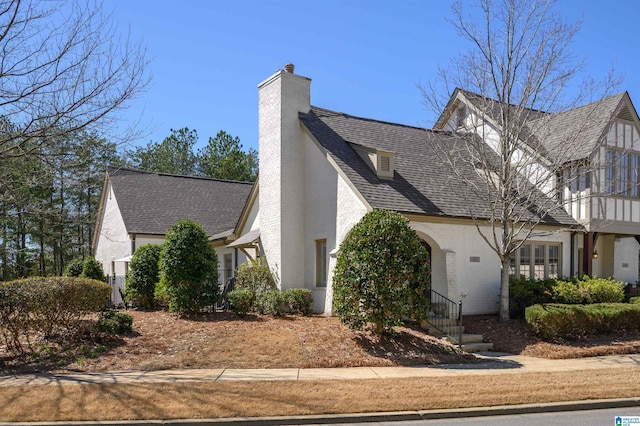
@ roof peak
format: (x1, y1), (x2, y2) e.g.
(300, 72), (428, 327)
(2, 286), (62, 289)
(106, 165), (254, 185)
(309, 105), (429, 132)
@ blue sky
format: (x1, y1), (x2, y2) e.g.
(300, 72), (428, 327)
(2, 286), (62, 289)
(107, 0), (640, 153)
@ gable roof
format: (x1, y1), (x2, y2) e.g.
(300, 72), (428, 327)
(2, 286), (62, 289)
(105, 167), (253, 236)
(441, 89), (632, 163)
(300, 106), (578, 227)
(527, 92), (628, 162)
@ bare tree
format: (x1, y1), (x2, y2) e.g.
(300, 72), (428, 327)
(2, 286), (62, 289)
(0, 0), (150, 161)
(421, 0), (620, 321)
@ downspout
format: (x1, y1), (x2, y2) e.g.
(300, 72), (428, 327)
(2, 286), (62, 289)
(234, 248), (238, 271)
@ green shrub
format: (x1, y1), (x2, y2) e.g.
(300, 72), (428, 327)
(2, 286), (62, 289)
(551, 280), (585, 304)
(235, 257), (276, 304)
(525, 303), (640, 340)
(125, 244), (162, 309)
(509, 277), (554, 318)
(283, 288), (313, 315)
(159, 219), (219, 315)
(580, 277), (624, 303)
(64, 259), (85, 277)
(255, 290), (285, 316)
(81, 257), (106, 281)
(630, 297), (640, 305)
(510, 276), (625, 318)
(0, 277), (111, 353)
(227, 289), (253, 316)
(333, 209), (431, 334)
(96, 311), (133, 334)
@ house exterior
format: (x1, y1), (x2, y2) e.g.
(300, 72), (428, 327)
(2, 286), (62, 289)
(92, 167), (252, 304)
(434, 89), (640, 285)
(95, 65), (640, 316)
(222, 64), (639, 316)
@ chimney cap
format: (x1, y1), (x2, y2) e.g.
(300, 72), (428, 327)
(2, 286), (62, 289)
(284, 63), (295, 73)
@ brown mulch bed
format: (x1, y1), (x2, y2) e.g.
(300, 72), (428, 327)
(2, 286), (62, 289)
(464, 314), (640, 358)
(0, 310), (478, 374)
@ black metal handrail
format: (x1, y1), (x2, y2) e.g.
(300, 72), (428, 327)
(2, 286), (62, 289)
(427, 289), (463, 348)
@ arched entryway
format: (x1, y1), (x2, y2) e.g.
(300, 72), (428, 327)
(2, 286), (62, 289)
(415, 231), (449, 298)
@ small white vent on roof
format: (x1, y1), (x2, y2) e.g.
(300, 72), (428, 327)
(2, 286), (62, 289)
(349, 143), (395, 179)
(380, 155), (390, 172)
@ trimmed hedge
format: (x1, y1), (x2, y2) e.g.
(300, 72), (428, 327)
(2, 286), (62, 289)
(0, 277), (111, 353)
(333, 209), (430, 334)
(510, 276), (626, 318)
(525, 303), (640, 340)
(125, 244), (162, 309)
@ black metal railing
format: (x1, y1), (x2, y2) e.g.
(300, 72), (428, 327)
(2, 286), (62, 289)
(427, 289), (463, 348)
(217, 269), (235, 311)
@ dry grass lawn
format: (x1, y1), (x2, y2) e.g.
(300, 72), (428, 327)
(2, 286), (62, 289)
(1, 368), (639, 422)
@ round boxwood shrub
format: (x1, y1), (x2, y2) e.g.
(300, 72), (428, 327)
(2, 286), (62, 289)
(283, 288), (313, 315)
(158, 219), (219, 315)
(255, 290), (285, 316)
(81, 257), (106, 281)
(64, 258), (85, 277)
(332, 209), (431, 334)
(96, 310), (133, 334)
(125, 244), (162, 309)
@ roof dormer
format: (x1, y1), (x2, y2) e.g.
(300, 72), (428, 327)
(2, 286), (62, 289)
(350, 143), (396, 179)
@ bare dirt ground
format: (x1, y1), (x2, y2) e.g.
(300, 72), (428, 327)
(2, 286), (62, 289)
(3, 310), (640, 374)
(0, 310), (477, 373)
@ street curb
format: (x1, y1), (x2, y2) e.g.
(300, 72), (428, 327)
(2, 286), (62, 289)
(2, 397), (640, 425)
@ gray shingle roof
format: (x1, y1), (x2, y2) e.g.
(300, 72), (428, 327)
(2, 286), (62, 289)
(455, 89), (628, 163)
(526, 93), (626, 162)
(107, 167), (253, 236)
(300, 107), (577, 226)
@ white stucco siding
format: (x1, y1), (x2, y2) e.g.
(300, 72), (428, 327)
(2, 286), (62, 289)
(411, 221), (572, 315)
(614, 237), (639, 283)
(94, 182), (131, 278)
(245, 199), (260, 232)
(322, 174), (369, 315)
(134, 235), (165, 247)
(303, 132), (340, 313)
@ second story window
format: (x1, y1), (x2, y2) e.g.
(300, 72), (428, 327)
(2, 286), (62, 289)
(605, 148), (640, 198)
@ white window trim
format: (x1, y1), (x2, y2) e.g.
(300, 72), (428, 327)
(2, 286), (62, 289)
(510, 241), (562, 280)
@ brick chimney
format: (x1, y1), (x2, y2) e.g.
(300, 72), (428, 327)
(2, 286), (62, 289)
(258, 65), (311, 291)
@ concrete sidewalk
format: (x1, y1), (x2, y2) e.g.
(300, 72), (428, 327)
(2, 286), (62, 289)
(1, 352), (639, 387)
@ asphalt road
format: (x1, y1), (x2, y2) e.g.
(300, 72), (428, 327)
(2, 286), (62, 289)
(308, 407), (640, 426)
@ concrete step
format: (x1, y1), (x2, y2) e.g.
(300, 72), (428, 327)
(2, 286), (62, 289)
(426, 325), (465, 335)
(460, 342), (494, 353)
(442, 334), (485, 345)
(426, 317), (459, 327)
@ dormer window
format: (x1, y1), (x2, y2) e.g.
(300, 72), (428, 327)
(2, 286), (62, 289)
(349, 143), (396, 179)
